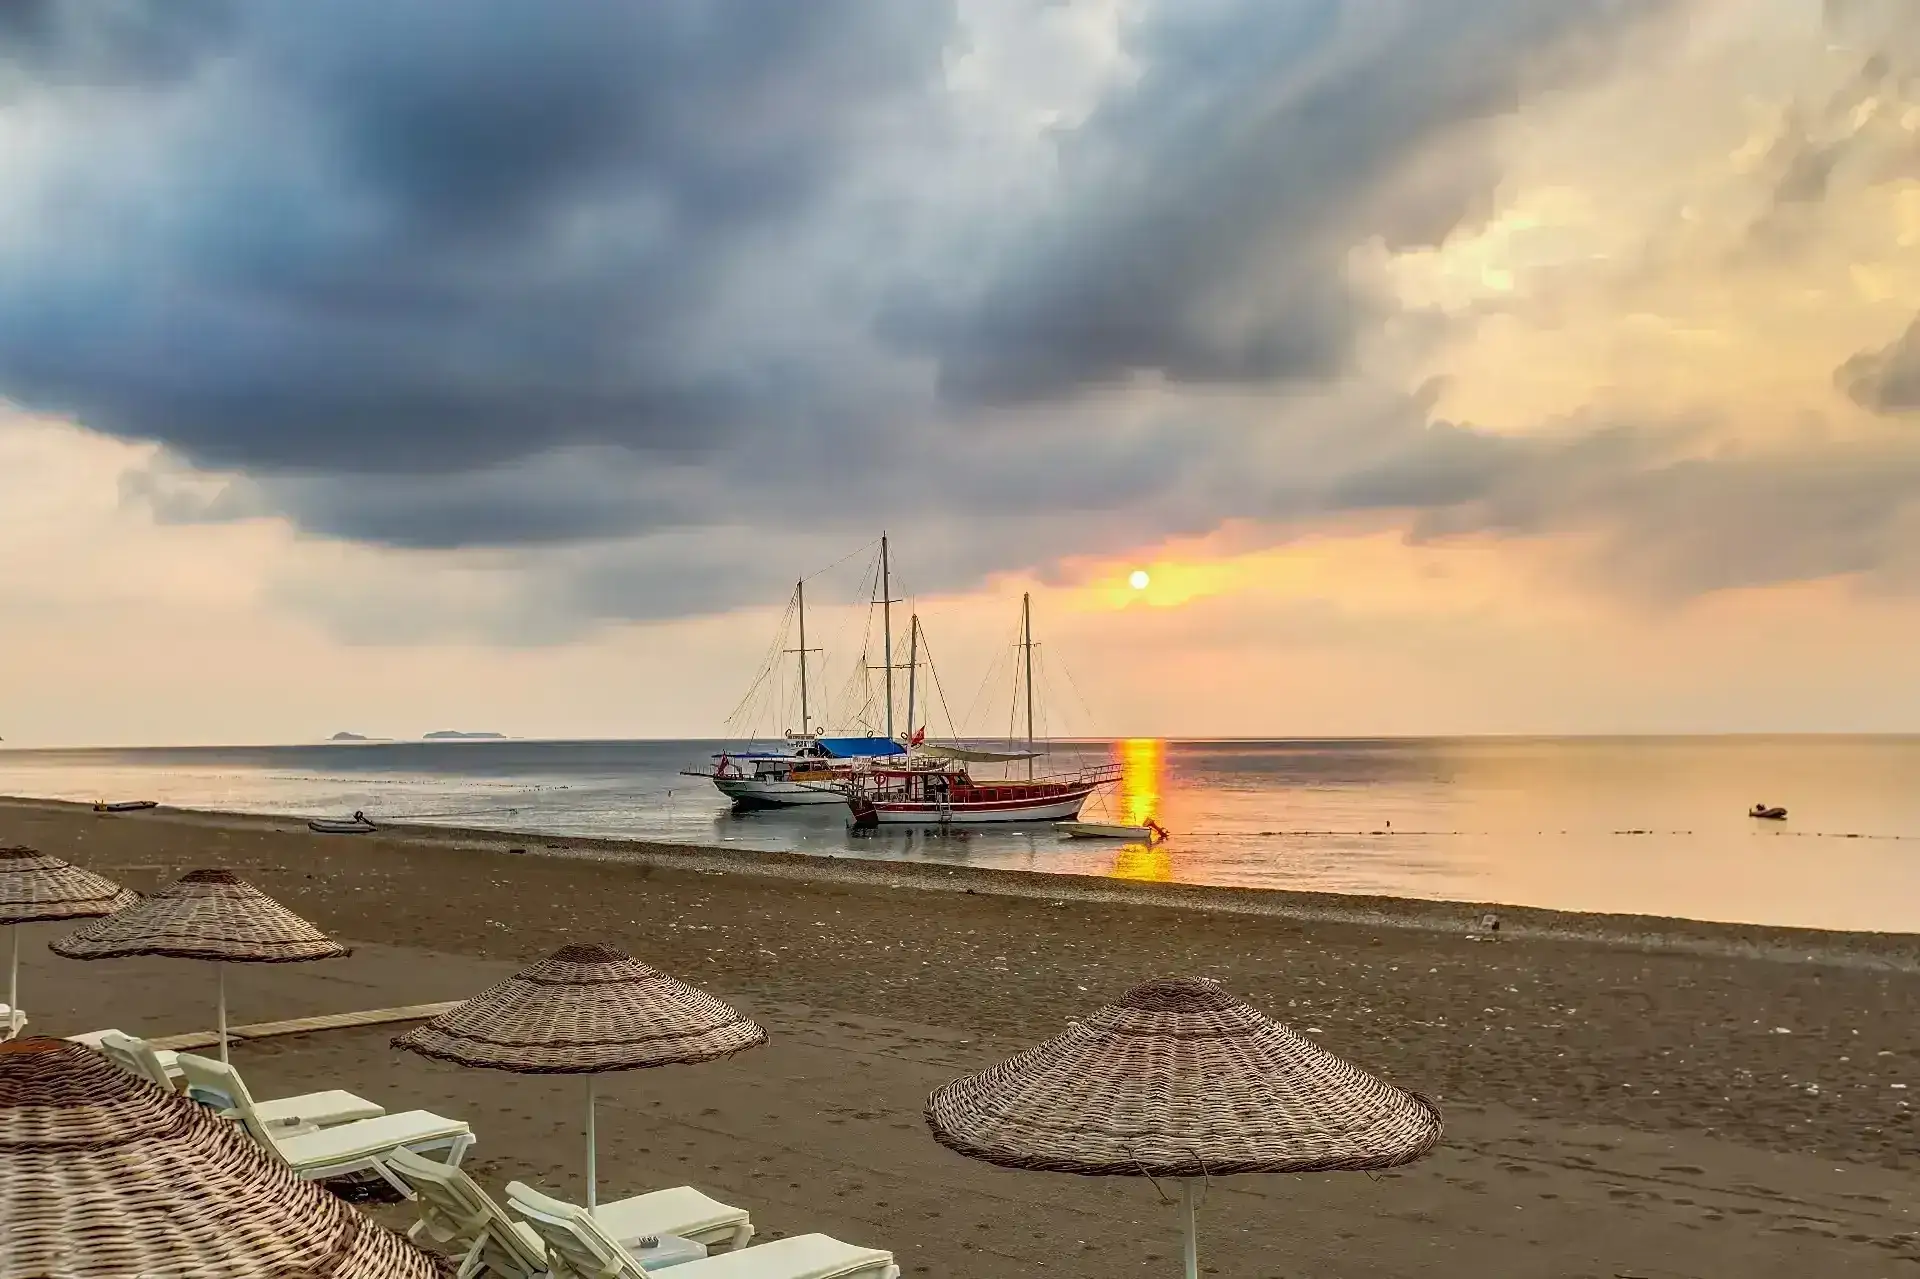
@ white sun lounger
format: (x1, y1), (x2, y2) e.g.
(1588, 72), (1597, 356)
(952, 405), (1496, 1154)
(386, 1148), (753, 1279)
(508, 1182), (897, 1279)
(96, 1033), (186, 1091)
(70, 1028), (178, 1079)
(177, 1053), (473, 1195)
(168, 1045), (384, 1129)
(388, 1147), (548, 1279)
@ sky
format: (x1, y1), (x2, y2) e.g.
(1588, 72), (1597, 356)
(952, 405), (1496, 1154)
(5, 0), (1920, 745)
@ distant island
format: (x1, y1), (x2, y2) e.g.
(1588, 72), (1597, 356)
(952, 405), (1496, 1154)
(423, 731), (507, 740)
(330, 731), (369, 741)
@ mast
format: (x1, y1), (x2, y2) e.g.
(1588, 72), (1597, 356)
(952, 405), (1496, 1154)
(881, 533), (895, 742)
(784, 579), (821, 738)
(905, 614), (919, 746)
(1022, 592), (1035, 779)
(795, 580), (809, 736)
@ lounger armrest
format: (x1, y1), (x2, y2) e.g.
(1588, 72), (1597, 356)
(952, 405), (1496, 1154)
(229, 1109), (320, 1136)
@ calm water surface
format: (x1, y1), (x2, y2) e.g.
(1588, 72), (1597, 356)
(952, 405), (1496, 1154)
(3, 737), (1918, 933)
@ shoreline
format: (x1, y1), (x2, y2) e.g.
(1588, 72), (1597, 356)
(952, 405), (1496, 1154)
(8, 794), (1919, 969)
(6, 791), (1918, 1204)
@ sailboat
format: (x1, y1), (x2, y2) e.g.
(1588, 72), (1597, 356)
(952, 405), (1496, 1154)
(846, 593), (1120, 827)
(683, 543), (905, 809)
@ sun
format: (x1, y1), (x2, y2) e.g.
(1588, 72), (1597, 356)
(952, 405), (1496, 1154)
(1128, 569), (1150, 590)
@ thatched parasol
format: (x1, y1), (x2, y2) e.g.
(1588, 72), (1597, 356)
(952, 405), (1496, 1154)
(51, 868), (348, 1062)
(925, 977), (1443, 1278)
(394, 942), (764, 1209)
(0, 846), (138, 1038)
(0, 1036), (445, 1277)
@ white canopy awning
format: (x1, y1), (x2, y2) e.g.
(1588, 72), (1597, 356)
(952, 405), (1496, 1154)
(919, 745), (1043, 763)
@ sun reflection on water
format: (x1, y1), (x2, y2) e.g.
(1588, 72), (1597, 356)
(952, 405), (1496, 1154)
(1118, 737), (1162, 826)
(1110, 841), (1171, 881)
(1108, 737), (1170, 881)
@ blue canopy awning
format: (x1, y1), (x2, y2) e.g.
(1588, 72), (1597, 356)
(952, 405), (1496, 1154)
(818, 736), (906, 758)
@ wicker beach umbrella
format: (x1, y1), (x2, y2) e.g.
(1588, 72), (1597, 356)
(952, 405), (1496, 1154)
(0, 845), (138, 1038)
(925, 977), (1444, 1279)
(394, 942), (764, 1210)
(51, 868), (347, 1063)
(0, 1036), (443, 1278)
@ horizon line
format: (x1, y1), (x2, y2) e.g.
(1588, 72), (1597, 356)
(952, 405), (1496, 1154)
(8, 730), (1920, 752)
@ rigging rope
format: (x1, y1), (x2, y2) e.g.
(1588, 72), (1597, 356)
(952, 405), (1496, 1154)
(720, 593), (795, 740)
(914, 624), (965, 743)
(717, 539), (887, 742)
(801, 537), (880, 586)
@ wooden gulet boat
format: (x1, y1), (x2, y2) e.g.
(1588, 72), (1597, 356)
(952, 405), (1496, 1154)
(681, 551), (906, 808)
(847, 592), (1120, 827)
(849, 762), (1118, 826)
(703, 737), (901, 809)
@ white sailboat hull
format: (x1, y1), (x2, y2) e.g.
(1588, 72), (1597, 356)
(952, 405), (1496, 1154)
(712, 775), (849, 808)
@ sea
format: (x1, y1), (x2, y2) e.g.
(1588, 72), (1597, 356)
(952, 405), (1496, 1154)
(3, 736), (1918, 935)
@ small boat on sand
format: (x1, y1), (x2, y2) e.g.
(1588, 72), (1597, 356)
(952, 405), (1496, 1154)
(1749, 804), (1787, 821)
(1057, 819), (1170, 842)
(92, 800), (157, 813)
(309, 810), (376, 834)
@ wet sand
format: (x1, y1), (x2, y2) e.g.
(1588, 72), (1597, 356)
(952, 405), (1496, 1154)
(4, 797), (1917, 1276)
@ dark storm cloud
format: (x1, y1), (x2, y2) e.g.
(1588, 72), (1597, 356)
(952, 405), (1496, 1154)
(1, 0), (1764, 638)
(882, 0), (1673, 404)
(0, 0), (232, 90)
(1838, 317), (1920, 415)
(0, 0), (1668, 478)
(0, 0), (953, 477)
(1325, 416), (1920, 600)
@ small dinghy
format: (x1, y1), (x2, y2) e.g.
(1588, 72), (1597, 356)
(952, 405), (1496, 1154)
(309, 810), (376, 834)
(92, 800), (157, 813)
(1056, 818), (1170, 842)
(1749, 803), (1787, 821)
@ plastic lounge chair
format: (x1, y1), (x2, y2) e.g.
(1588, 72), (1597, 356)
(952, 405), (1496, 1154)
(97, 1032), (186, 1091)
(71, 1028), (181, 1081)
(386, 1147), (546, 1279)
(508, 1181), (898, 1279)
(177, 1053), (473, 1196)
(169, 1045), (384, 1129)
(386, 1147), (754, 1279)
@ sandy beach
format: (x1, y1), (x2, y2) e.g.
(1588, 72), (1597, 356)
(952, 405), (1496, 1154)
(4, 795), (1917, 1276)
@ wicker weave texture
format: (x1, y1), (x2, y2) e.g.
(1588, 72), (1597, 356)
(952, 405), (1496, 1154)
(925, 977), (1443, 1178)
(394, 943), (764, 1074)
(0, 846), (138, 925)
(0, 1038), (444, 1278)
(49, 868), (348, 963)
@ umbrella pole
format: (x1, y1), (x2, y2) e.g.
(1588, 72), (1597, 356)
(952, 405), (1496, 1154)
(586, 1076), (598, 1212)
(217, 962), (229, 1065)
(6, 925), (17, 1030)
(1181, 1179), (1198, 1279)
